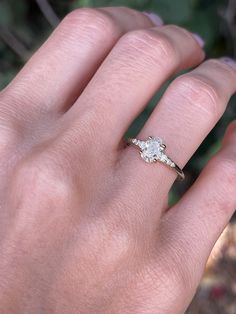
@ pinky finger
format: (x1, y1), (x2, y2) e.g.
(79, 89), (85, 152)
(159, 120), (236, 296)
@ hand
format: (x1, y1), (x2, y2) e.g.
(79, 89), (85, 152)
(0, 7), (236, 314)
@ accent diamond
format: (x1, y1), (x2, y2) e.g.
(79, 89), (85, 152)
(140, 137), (164, 163)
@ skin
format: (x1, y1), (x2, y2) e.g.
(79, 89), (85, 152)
(0, 6), (236, 314)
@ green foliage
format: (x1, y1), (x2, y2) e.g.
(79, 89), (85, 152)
(0, 0), (235, 201)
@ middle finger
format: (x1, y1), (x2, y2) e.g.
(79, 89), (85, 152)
(64, 25), (204, 151)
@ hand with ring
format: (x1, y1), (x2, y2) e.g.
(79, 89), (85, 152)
(0, 7), (236, 314)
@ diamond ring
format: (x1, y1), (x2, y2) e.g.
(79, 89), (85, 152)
(127, 136), (184, 180)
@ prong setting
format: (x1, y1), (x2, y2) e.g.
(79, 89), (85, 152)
(127, 136), (185, 180)
(139, 136), (163, 163)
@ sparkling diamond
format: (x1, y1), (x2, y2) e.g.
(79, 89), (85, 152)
(140, 137), (164, 163)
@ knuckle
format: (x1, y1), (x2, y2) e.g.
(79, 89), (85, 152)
(0, 99), (23, 153)
(207, 58), (236, 77)
(165, 24), (196, 43)
(0, 124), (20, 156)
(172, 74), (220, 117)
(14, 152), (72, 208)
(63, 8), (121, 38)
(120, 29), (177, 65)
(164, 24), (188, 36)
(81, 216), (135, 265)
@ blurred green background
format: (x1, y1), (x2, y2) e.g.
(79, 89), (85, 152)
(0, 0), (236, 204)
(0, 1), (236, 312)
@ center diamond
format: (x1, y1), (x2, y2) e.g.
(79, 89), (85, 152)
(140, 137), (163, 163)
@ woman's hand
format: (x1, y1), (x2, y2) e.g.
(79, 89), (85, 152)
(0, 7), (236, 314)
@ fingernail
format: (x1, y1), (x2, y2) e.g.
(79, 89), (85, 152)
(220, 57), (236, 70)
(192, 33), (205, 48)
(143, 12), (163, 26)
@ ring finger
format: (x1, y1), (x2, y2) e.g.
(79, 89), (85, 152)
(125, 59), (236, 209)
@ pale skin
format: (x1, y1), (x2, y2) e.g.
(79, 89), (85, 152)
(0, 6), (236, 314)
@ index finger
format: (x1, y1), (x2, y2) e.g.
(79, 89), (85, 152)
(2, 7), (155, 120)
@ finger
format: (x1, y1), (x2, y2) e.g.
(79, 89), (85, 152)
(1, 7), (155, 122)
(126, 59), (236, 200)
(158, 120), (236, 301)
(64, 25), (204, 149)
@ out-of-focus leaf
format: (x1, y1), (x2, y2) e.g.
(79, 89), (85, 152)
(0, 2), (13, 26)
(9, 0), (28, 25)
(185, 11), (219, 48)
(196, 138), (222, 170)
(71, 0), (95, 8)
(148, 0), (193, 24)
(0, 69), (16, 89)
(168, 189), (179, 206)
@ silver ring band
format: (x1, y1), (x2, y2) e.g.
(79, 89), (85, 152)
(127, 136), (185, 181)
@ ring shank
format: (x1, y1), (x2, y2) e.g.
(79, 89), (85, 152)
(172, 163), (185, 180)
(156, 155), (185, 181)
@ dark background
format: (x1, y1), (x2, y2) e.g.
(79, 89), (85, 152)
(0, 0), (236, 313)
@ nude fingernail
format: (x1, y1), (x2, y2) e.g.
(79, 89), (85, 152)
(192, 33), (205, 48)
(220, 57), (236, 70)
(143, 12), (163, 26)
